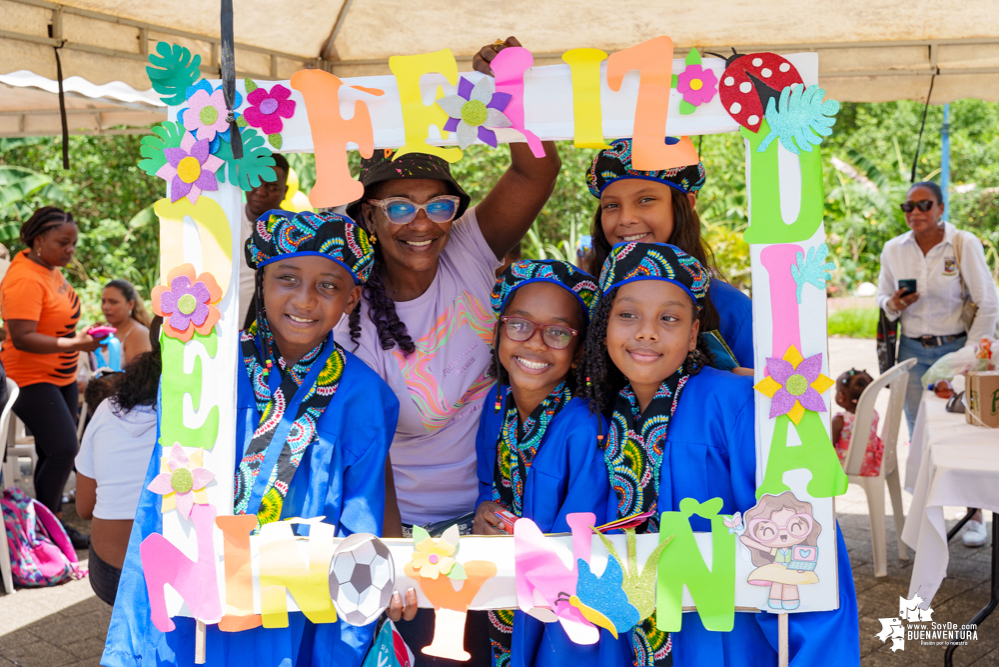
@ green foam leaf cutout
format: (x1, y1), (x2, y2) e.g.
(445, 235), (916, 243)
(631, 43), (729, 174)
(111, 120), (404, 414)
(215, 128), (277, 191)
(137, 121), (186, 176)
(147, 42), (203, 106)
(244, 77), (258, 94)
(268, 133), (283, 150)
(412, 525), (431, 548)
(594, 527), (674, 620)
(758, 83), (840, 155)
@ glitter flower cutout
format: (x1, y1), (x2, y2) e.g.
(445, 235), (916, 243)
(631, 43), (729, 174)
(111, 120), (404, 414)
(754, 345), (834, 424)
(178, 80), (242, 153)
(409, 525), (466, 580)
(151, 264), (223, 342)
(147, 443), (215, 519)
(677, 64), (718, 110)
(183, 87), (229, 142)
(155, 132), (222, 204)
(243, 82), (296, 136)
(437, 76), (512, 149)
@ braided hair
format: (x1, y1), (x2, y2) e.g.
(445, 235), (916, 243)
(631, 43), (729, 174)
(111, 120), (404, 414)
(21, 206), (75, 248)
(576, 286), (712, 418)
(347, 196), (416, 356)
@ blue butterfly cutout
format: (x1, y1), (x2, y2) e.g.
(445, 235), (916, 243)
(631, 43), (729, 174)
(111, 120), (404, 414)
(573, 557), (640, 634)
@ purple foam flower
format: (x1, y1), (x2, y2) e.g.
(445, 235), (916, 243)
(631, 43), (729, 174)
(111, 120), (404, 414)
(151, 264), (223, 343)
(437, 76), (512, 149)
(158, 273), (212, 332)
(677, 64), (718, 107)
(155, 132), (222, 204)
(243, 84), (296, 136)
(754, 346), (834, 425)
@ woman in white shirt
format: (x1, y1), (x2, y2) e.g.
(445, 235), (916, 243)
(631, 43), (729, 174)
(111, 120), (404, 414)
(75, 330), (161, 604)
(876, 181), (998, 547)
(877, 181), (998, 429)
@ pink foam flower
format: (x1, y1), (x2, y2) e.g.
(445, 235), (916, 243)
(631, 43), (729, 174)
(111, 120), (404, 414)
(677, 64), (718, 108)
(183, 88), (230, 142)
(243, 84), (296, 136)
(147, 443), (215, 519)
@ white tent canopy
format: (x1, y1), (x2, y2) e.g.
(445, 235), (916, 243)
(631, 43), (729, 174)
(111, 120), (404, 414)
(3, 0), (999, 136)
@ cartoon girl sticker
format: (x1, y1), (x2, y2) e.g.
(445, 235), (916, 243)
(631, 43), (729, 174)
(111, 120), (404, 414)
(739, 492), (820, 611)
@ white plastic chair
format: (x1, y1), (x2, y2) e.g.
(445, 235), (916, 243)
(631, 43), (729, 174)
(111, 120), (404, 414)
(76, 400), (88, 443)
(840, 357), (917, 577)
(5, 413), (36, 484)
(1, 377), (21, 593)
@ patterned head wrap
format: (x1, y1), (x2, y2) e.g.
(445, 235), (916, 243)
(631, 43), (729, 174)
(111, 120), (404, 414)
(245, 209), (375, 285)
(586, 138), (706, 198)
(346, 150), (472, 222)
(491, 259), (598, 323)
(593, 242), (710, 318)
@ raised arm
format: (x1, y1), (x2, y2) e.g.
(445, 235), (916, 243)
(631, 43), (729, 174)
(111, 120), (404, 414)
(471, 37), (562, 259)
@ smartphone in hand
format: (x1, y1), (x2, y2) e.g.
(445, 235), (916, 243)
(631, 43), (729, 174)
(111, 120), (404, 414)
(898, 279), (917, 297)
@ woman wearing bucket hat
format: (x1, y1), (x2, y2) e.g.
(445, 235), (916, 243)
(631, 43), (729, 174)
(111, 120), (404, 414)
(584, 139), (754, 371)
(334, 37), (560, 665)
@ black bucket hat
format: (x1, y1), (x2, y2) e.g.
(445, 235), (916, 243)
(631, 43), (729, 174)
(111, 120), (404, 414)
(347, 150), (471, 224)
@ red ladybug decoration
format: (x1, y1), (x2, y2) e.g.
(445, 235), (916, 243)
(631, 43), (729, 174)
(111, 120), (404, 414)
(716, 52), (803, 133)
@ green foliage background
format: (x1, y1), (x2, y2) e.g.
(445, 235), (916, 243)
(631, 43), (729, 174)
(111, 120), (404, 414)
(2, 99), (998, 325)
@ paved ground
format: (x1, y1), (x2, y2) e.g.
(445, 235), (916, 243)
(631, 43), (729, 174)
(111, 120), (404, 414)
(0, 338), (994, 666)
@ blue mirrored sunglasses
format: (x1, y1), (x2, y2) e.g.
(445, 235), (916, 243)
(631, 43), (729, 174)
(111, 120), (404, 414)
(366, 195), (460, 225)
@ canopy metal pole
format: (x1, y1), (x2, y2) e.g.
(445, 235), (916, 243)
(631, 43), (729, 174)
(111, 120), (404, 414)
(941, 103), (950, 214)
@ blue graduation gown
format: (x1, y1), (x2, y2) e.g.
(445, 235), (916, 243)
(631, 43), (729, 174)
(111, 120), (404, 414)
(709, 280), (754, 369)
(604, 367), (859, 667)
(475, 386), (612, 667)
(101, 348), (400, 667)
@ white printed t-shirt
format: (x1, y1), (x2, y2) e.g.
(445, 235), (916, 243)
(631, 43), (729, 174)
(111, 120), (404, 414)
(334, 207), (500, 525)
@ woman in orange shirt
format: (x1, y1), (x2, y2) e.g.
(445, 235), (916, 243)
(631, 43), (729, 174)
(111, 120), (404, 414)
(1, 207), (101, 537)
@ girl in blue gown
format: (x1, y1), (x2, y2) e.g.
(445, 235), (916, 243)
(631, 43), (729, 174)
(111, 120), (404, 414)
(473, 259), (611, 667)
(577, 242), (859, 667)
(583, 139), (753, 369)
(102, 211), (400, 667)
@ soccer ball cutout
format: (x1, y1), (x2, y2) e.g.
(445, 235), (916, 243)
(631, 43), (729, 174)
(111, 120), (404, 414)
(329, 533), (395, 626)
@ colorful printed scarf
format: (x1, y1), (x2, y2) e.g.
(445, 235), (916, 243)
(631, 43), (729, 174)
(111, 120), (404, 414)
(491, 380), (573, 517)
(489, 380), (573, 667)
(233, 320), (345, 527)
(605, 369), (691, 667)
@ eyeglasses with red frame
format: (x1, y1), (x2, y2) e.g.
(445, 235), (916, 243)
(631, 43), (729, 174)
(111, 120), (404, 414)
(499, 316), (579, 350)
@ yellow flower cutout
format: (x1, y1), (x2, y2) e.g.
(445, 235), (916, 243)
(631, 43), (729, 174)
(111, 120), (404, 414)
(410, 536), (456, 580)
(754, 345), (834, 425)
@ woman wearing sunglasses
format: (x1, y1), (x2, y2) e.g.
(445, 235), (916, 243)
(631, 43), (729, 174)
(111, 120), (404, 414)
(875, 181), (997, 546)
(337, 37), (560, 665)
